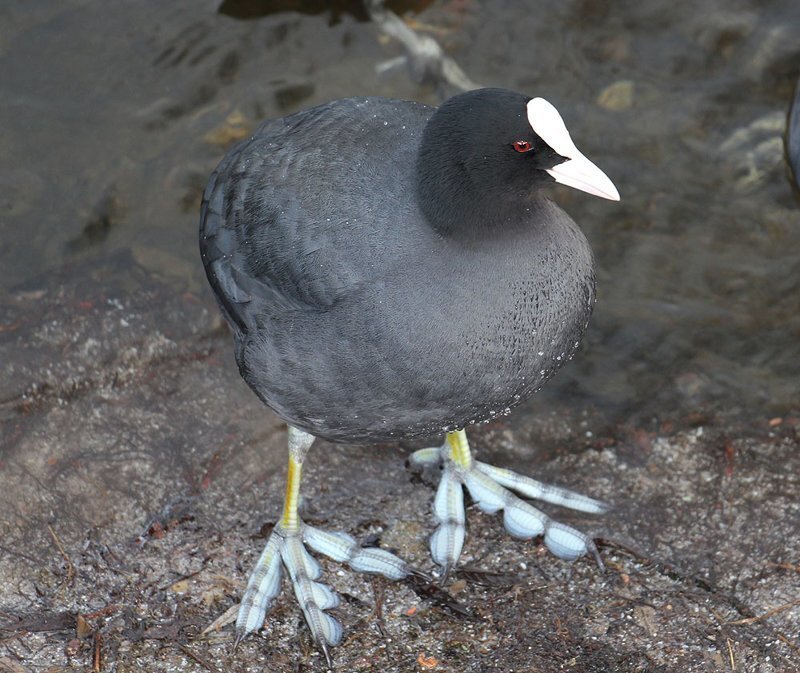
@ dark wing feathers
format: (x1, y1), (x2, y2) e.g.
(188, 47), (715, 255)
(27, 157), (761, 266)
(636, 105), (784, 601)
(199, 99), (430, 333)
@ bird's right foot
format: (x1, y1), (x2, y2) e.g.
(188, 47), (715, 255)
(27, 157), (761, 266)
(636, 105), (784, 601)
(409, 430), (608, 578)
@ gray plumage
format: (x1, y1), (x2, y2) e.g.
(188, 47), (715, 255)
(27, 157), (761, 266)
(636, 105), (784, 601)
(199, 89), (595, 443)
(788, 76), (800, 191)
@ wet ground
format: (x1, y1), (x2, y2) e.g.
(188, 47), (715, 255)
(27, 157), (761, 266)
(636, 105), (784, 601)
(1, 1), (799, 671)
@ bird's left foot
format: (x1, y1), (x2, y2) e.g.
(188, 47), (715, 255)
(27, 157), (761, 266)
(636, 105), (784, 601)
(409, 431), (609, 577)
(236, 521), (408, 665)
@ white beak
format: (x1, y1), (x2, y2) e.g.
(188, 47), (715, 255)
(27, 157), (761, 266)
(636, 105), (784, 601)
(527, 97), (620, 202)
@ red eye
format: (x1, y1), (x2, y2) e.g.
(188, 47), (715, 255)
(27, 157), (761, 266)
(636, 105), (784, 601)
(513, 140), (533, 153)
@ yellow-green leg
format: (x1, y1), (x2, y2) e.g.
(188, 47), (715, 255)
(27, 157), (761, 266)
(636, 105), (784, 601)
(446, 429), (473, 469)
(236, 426), (408, 667)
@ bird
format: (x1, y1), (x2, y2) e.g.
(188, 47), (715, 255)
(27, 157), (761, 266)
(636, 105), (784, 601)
(199, 87), (619, 662)
(787, 76), (800, 193)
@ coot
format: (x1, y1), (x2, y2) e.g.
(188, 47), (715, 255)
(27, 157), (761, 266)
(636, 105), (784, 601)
(199, 88), (619, 659)
(787, 76), (800, 192)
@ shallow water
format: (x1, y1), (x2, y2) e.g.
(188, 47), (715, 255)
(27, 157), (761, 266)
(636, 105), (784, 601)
(1, 0), (799, 425)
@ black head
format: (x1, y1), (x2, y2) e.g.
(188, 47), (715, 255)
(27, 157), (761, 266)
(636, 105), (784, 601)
(416, 88), (619, 237)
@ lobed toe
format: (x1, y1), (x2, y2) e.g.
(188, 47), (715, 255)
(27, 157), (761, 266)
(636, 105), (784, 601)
(543, 521), (591, 561)
(430, 468), (466, 568)
(408, 446), (443, 468)
(236, 534), (283, 636)
(502, 499), (546, 539)
(350, 546), (409, 579)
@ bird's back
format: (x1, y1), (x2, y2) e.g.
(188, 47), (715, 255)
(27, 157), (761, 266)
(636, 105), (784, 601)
(200, 97), (433, 332)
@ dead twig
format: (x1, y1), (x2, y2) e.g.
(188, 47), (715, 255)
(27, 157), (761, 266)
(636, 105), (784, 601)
(775, 632), (800, 653)
(725, 598), (800, 626)
(404, 571), (473, 618)
(365, 0), (479, 93)
(92, 631), (102, 673)
(83, 605), (120, 621)
(175, 642), (222, 673)
(372, 577), (386, 638)
(766, 561), (800, 574)
(201, 604), (238, 636)
(0, 544), (40, 565)
(47, 524), (75, 587)
(726, 637), (735, 671)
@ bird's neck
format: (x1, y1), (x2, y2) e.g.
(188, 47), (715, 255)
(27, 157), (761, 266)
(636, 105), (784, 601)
(415, 156), (538, 241)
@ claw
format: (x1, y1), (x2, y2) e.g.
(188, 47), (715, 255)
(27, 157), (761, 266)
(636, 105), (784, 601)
(319, 637), (334, 670)
(439, 563), (454, 586)
(588, 540), (605, 571)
